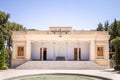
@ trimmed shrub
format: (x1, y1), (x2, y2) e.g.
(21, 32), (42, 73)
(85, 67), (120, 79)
(0, 65), (8, 70)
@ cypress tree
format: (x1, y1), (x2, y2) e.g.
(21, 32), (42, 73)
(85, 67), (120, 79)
(0, 32), (6, 68)
(96, 22), (104, 31)
(111, 19), (119, 40)
(104, 20), (109, 31)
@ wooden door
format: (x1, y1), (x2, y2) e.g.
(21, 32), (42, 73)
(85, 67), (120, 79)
(74, 48), (78, 60)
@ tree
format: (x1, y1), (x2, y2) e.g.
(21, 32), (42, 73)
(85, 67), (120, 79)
(0, 11), (10, 69)
(117, 21), (120, 36)
(96, 22), (104, 31)
(109, 19), (120, 52)
(109, 19), (119, 40)
(104, 20), (109, 31)
(0, 11), (10, 39)
(111, 37), (120, 70)
(0, 11), (10, 25)
(0, 32), (6, 68)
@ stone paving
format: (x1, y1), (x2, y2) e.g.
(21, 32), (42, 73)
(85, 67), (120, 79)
(16, 61), (108, 69)
(0, 68), (120, 80)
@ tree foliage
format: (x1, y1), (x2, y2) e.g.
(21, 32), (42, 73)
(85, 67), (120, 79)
(109, 19), (120, 40)
(0, 11), (10, 25)
(111, 37), (120, 70)
(104, 20), (109, 31)
(96, 22), (104, 31)
(0, 11), (9, 69)
(109, 19), (120, 70)
(0, 31), (6, 68)
(96, 21), (109, 31)
(0, 11), (10, 39)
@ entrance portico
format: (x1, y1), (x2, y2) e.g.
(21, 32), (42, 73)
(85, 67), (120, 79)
(31, 40), (90, 61)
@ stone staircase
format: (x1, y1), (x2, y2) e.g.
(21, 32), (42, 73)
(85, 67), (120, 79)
(16, 61), (108, 69)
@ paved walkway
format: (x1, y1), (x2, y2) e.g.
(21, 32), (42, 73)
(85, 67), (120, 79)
(0, 69), (120, 80)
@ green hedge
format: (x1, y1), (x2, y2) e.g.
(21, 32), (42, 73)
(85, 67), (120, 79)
(0, 65), (8, 70)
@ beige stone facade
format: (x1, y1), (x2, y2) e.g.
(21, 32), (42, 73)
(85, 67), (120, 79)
(11, 27), (110, 67)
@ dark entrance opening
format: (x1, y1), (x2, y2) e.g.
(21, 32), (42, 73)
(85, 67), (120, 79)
(43, 48), (47, 60)
(79, 48), (81, 60)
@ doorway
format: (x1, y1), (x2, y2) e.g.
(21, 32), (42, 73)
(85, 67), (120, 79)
(79, 48), (81, 60)
(74, 48), (78, 60)
(43, 48), (47, 60)
(40, 48), (47, 60)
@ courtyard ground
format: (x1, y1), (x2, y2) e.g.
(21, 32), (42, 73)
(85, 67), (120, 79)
(0, 68), (120, 80)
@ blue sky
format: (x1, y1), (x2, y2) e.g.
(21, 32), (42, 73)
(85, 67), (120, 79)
(0, 0), (120, 30)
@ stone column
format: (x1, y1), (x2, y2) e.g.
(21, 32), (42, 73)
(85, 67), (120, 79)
(53, 41), (56, 60)
(41, 42), (44, 61)
(25, 40), (31, 60)
(77, 42), (79, 61)
(12, 41), (16, 59)
(105, 41), (109, 59)
(90, 40), (95, 61)
(66, 41), (68, 61)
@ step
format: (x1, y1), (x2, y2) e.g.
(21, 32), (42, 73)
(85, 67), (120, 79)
(56, 56), (65, 61)
(16, 61), (108, 69)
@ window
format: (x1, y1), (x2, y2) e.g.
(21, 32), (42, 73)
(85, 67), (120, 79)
(97, 46), (104, 56)
(17, 46), (24, 56)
